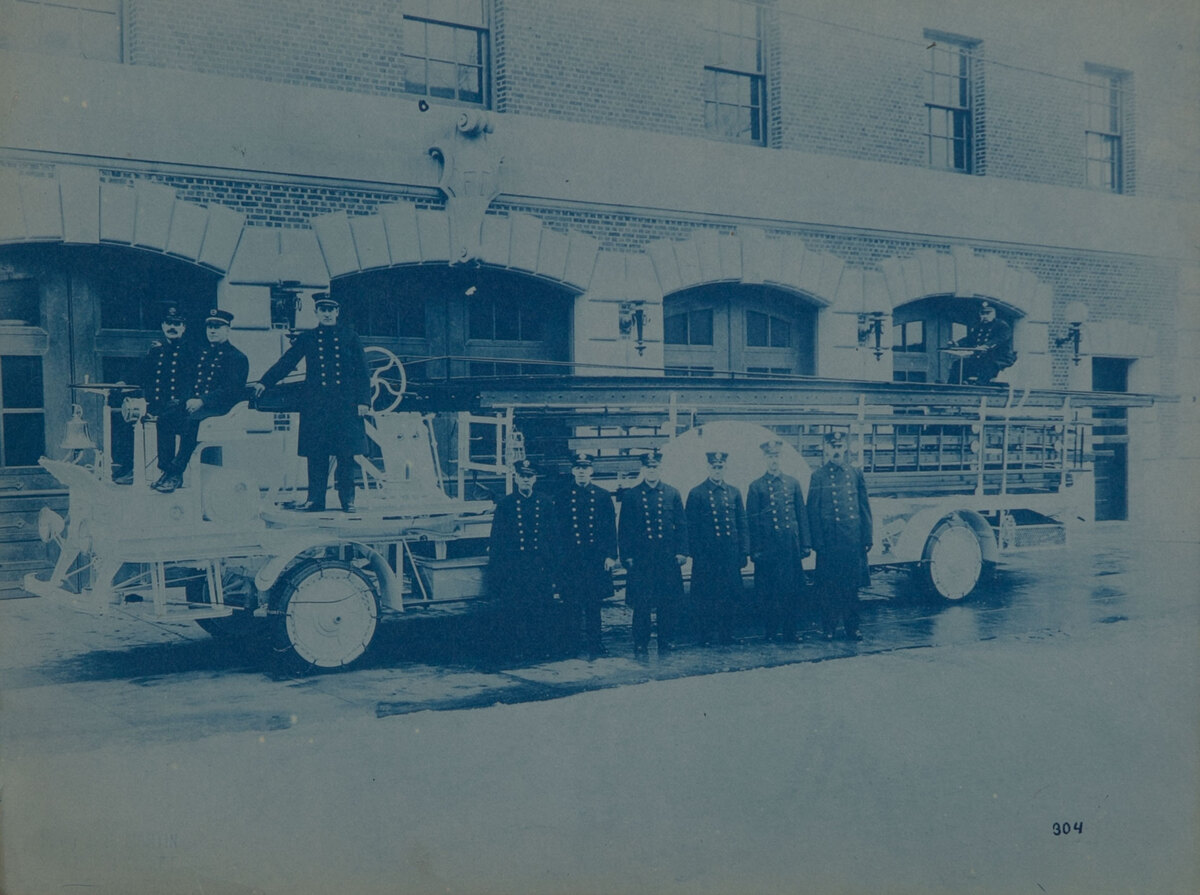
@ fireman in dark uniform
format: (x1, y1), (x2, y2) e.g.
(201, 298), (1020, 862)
(806, 430), (873, 641)
(946, 301), (1016, 385)
(153, 309), (250, 493)
(139, 305), (198, 489)
(685, 450), (750, 645)
(556, 453), (618, 659)
(252, 293), (371, 512)
(487, 459), (556, 659)
(746, 439), (811, 642)
(618, 450), (688, 658)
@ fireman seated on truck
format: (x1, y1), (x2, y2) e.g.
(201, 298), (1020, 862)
(944, 301), (1017, 385)
(152, 309), (250, 493)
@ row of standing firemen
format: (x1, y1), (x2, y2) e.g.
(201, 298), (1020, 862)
(486, 431), (873, 661)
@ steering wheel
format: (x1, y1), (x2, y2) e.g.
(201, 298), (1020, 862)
(365, 346), (407, 413)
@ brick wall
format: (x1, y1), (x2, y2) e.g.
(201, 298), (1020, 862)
(125, 0), (410, 97)
(774, 7), (926, 166)
(117, 0), (1195, 201)
(495, 0), (705, 135)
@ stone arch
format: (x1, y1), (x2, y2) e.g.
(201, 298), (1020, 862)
(0, 165), (245, 273)
(645, 227), (845, 307)
(262, 205), (602, 295)
(881, 248), (1056, 386)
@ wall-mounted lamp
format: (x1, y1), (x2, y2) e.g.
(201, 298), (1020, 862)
(619, 301), (648, 356)
(1054, 301), (1089, 366)
(857, 311), (888, 361)
(270, 280), (304, 330)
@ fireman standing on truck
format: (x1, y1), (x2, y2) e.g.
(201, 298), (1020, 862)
(686, 450), (750, 645)
(252, 293), (371, 513)
(806, 430), (873, 641)
(152, 309), (250, 493)
(618, 449), (688, 659)
(746, 439), (811, 642)
(487, 459), (557, 660)
(556, 453), (618, 660)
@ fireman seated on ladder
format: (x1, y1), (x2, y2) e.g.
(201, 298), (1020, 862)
(944, 302), (1017, 385)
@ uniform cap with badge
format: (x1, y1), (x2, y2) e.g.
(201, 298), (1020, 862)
(205, 308), (235, 326)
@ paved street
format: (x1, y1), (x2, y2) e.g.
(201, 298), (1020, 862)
(1, 521), (1197, 894)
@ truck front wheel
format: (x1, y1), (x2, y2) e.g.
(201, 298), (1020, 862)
(272, 560), (379, 671)
(922, 518), (984, 601)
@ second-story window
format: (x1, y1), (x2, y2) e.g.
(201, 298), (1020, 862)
(402, 0), (489, 106)
(924, 32), (979, 173)
(1085, 66), (1128, 193)
(0, 0), (122, 61)
(703, 0), (766, 146)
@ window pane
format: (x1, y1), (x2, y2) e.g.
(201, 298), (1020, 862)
(427, 23), (455, 61)
(690, 309), (714, 345)
(455, 28), (480, 65)
(370, 296), (398, 338)
(403, 21), (426, 57)
(458, 64), (483, 103)
(1, 356), (44, 408)
(428, 60), (457, 98)
(905, 320), (925, 351)
(519, 304), (543, 342)
(468, 294), (492, 340)
(770, 316), (790, 348)
(2, 412), (45, 466)
(493, 302), (519, 340)
(397, 296), (426, 338)
(746, 310), (768, 346)
(664, 313), (688, 345)
(404, 59), (428, 94)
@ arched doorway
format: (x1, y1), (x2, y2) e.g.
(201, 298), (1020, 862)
(662, 284), (818, 377)
(0, 243), (219, 587)
(892, 295), (1021, 383)
(333, 264), (575, 380)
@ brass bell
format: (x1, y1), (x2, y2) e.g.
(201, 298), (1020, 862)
(60, 404), (97, 452)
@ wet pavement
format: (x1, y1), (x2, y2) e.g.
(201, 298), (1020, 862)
(1, 520), (1194, 751)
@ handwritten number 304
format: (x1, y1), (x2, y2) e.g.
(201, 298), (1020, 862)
(1052, 821), (1083, 836)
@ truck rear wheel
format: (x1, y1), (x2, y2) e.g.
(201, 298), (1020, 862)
(273, 560), (379, 671)
(922, 518), (983, 601)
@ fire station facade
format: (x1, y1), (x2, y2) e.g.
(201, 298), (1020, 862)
(1, 0), (1197, 583)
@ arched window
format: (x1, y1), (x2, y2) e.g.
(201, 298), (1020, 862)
(663, 283), (817, 377)
(335, 265), (574, 380)
(892, 295), (1020, 383)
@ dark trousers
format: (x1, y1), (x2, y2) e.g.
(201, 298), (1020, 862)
(154, 415), (182, 475)
(631, 599), (679, 650)
(692, 560), (743, 645)
(756, 555), (802, 638)
(562, 595), (603, 654)
(307, 454), (358, 508)
(156, 405), (201, 477)
(815, 584), (861, 636)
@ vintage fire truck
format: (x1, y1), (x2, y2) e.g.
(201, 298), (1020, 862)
(22, 348), (1152, 671)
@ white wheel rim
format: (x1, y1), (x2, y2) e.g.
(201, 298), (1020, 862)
(365, 346), (407, 413)
(285, 567), (378, 667)
(929, 523), (982, 600)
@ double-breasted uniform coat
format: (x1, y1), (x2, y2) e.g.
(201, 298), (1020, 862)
(556, 481), (618, 654)
(487, 488), (556, 655)
(140, 336), (198, 475)
(746, 471), (811, 638)
(806, 461), (873, 636)
(159, 339), (250, 478)
(951, 316), (1016, 384)
(618, 479), (688, 650)
(258, 323), (371, 507)
(685, 478), (750, 644)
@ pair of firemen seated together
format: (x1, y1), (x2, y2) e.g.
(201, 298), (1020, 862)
(132, 295), (370, 512)
(485, 431), (873, 662)
(943, 301), (1017, 385)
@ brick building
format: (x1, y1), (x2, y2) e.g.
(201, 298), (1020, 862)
(1, 0), (1197, 583)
